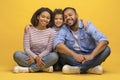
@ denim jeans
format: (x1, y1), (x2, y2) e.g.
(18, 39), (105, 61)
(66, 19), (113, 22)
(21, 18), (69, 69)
(59, 46), (111, 72)
(13, 51), (58, 72)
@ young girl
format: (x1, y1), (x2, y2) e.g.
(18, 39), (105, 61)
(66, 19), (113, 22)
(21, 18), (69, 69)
(52, 9), (64, 71)
(52, 9), (64, 32)
(13, 7), (58, 73)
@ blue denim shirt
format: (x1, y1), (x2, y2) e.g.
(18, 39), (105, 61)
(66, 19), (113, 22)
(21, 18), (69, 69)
(54, 20), (108, 53)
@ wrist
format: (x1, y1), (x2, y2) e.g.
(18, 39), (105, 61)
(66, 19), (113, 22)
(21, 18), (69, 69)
(35, 56), (39, 60)
(90, 54), (95, 59)
(72, 52), (77, 58)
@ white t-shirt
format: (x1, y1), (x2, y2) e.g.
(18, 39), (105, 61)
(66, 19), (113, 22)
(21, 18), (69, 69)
(71, 30), (80, 51)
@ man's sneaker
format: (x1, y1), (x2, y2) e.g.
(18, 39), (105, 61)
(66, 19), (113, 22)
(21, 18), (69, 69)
(87, 65), (103, 75)
(62, 65), (80, 74)
(13, 66), (29, 73)
(42, 66), (53, 73)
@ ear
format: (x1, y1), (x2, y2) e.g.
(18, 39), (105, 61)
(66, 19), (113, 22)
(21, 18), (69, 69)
(76, 13), (78, 17)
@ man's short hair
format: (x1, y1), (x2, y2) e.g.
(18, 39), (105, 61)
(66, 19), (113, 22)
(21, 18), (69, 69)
(63, 7), (77, 14)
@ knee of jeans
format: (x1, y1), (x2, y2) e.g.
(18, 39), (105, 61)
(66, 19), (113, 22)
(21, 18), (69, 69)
(13, 51), (22, 60)
(104, 46), (111, 57)
(60, 54), (69, 59)
(50, 52), (59, 63)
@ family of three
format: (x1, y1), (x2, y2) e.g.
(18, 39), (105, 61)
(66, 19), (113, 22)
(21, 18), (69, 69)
(13, 7), (111, 74)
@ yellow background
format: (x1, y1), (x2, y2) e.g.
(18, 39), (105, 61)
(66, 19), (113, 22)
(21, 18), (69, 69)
(0, 0), (120, 80)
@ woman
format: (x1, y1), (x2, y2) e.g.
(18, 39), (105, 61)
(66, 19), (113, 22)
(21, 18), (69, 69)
(13, 7), (58, 73)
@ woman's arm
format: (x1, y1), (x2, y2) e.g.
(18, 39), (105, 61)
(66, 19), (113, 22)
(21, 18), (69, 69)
(24, 25), (37, 59)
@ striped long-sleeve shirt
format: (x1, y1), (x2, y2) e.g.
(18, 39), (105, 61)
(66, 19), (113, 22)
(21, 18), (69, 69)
(24, 26), (56, 58)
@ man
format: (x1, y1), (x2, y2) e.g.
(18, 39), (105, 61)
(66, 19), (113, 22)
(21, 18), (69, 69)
(54, 7), (111, 74)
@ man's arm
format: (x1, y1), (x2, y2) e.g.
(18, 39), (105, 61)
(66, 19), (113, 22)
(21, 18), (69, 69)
(56, 43), (85, 62)
(83, 40), (108, 61)
(83, 21), (109, 61)
(91, 40), (108, 58)
(56, 43), (76, 56)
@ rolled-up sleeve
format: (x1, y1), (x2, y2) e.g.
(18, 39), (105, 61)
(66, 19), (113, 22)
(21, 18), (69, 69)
(87, 21), (109, 43)
(53, 27), (66, 49)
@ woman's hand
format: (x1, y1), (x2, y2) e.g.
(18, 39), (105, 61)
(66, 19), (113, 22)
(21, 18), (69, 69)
(26, 56), (35, 65)
(35, 56), (45, 67)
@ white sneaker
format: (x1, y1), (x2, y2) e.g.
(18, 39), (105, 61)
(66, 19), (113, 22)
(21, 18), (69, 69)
(87, 65), (103, 75)
(13, 66), (29, 73)
(62, 65), (80, 74)
(42, 66), (53, 73)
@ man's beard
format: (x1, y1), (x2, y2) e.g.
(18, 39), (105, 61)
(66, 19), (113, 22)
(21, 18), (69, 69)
(66, 19), (78, 28)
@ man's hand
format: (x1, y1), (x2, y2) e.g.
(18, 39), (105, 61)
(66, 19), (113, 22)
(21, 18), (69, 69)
(82, 54), (94, 63)
(73, 54), (85, 62)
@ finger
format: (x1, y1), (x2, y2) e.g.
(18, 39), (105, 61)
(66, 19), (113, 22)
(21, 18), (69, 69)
(82, 60), (86, 64)
(41, 58), (45, 61)
(40, 60), (45, 66)
(79, 56), (85, 62)
(80, 56), (85, 62)
(27, 60), (32, 64)
(38, 62), (44, 67)
(37, 62), (43, 67)
(37, 60), (45, 67)
(40, 58), (45, 66)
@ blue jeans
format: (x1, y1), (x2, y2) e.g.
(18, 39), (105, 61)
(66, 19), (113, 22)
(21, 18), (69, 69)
(13, 51), (58, 72)
(59, 46), (111, 73)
